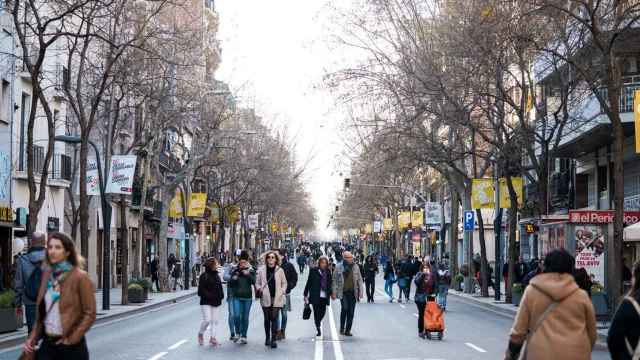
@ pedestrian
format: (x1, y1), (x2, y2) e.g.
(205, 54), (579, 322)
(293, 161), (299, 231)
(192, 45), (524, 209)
(331, 251), (364, 337)
(14, 231), (46, 334)
(522, 258), (543, 287)
(383, 260), (396, 302)
(167, 253), (177, 271)
(297, 253), (306, 273)
(197, 257), (224, 347)
(504, 248), (596, 360)
(256, 250), (287, 349)
(222, 255), (238, 341)
(304, 256), (332, 337)
(22, 232), (96, 360)
(363, 255), (378, 303)
(574, 267), (593, 297)
(228, 250), (255, 344)
(171, 260), (183, 291)
(150, 255), (160, 292)
(398, 256), (413, 303)
(276, 248), (298, 340)
(414, 263), (438, 338)
(436, 262), (451, 311)
(608, 260), (640, 360)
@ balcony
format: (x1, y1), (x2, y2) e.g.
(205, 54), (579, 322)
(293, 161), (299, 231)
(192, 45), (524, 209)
(51, 154), (72, 181)
(596, 78), (640, 113)
(15, 149), (72, 186)
(159, 151), (181, 172)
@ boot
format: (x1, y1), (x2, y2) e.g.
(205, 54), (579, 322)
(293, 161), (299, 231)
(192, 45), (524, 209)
(270, 334), (278, 348)
(316, 327), (321, 337)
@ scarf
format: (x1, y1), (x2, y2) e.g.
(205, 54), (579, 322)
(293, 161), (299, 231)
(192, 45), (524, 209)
(319, 268), (329, 291)
(343, 261), (352, 274)
(47, 261), (73, 302)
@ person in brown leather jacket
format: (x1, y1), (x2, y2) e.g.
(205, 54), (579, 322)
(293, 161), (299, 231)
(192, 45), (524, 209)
(23, 232), (96, 360)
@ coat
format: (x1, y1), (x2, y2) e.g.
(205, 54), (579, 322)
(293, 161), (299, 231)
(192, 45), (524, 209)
(29, 267), (96, 345)
(198, 268), (224, 307)
(507, 273), (596, 360)
(255, 265), (287, 308)
(332, 262), (364, 300)
(304, 267), (333, 306)
(608, 294), (640, 360)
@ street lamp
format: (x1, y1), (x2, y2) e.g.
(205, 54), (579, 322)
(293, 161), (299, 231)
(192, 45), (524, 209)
(55, 135), (112, 311)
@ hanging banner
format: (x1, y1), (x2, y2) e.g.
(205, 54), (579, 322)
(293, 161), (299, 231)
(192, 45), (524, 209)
(85, 158), (101, 196)
(471, 178), (494, 209)
(105, 155), (137, 194)
(187, 193), (207, 217)
(248, 214), (259, 229)
(210, 203), (220, 224)
(271, 223), (279, 232)
(225, 205), (241, 224)
(398, 211), (411, 229)
(574, 225), (606, 287)
(169, 190), (183, 218)
(499, 177), (524, 208)
(383, 218), (393, 231)
(373, 221), (382, 233)
(411, 210), (424, 227)
(364, 223), (373, 234)
(425, 202), (442, 225)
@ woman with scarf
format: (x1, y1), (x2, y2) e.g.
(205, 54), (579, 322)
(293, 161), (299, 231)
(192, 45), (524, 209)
(304, 256), (333, 336)
(22, 232), (96, 359)
(255, 250), (288, 349)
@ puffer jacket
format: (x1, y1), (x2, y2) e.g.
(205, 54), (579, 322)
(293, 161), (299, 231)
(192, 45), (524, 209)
(506, 273), (596, 360)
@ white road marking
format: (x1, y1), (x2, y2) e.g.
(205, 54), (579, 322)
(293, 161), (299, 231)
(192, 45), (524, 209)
(400, 304), (406, 309)
(465, 342), (487, 353)
(314, 324), (323, 360)
(168, 339), (187, 350)
(148, 352), (168, 360)
(328, 303), (344, 360)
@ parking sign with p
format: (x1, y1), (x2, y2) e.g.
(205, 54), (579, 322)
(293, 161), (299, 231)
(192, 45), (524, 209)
(464, 210), (475, 231)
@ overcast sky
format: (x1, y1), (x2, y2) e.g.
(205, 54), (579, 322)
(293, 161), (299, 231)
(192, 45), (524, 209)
(216, 0), (355, 239)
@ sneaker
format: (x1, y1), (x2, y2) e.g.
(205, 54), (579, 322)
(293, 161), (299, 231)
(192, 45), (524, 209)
(239, 337), (247, 345)
(231, 335), (239, 343)
(198, 334), (204, 346)
(339, 329), (345, 335)
(344, 331), (353, 337)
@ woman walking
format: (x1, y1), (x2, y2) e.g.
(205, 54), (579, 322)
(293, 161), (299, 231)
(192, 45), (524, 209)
(608, 261), (640, 360)
(22, 232), (96, 360)
(304, 256), (332, 336)
(197, 258), (224, 347)
(229, 250), (255, 344)
(383, 260), (396, 302)
(414, 263), (437, 338)
(504, 248), (596, 360)
(256, 250), (288, 349)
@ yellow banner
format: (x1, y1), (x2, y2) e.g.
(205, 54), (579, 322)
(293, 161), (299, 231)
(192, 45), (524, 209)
(383, 218), (393, 231)
(411, 210), (424, 227)
(187, 193), (207, 217)
(225, 205), (241, 224)
(169, 190), (183, 218)
(364, 223), (372, 234)
(472, 178), (494, 209)
(499, 177), (524, 209)
(271, 223), (279, 233)
(635, 90), (640, 153)
(398, 211), (411, 229)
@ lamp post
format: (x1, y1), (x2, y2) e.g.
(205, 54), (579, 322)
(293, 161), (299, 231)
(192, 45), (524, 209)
(55, 135), (111, 311)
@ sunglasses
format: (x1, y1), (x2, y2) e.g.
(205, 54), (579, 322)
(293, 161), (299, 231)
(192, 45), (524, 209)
(267, 256), (276, 259)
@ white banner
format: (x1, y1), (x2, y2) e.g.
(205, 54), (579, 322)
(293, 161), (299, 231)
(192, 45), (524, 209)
(248, 214), (259, 229)
(425, 202), (442, 225)
(106, 155), (137, 194)
(86, 158), (100, 196)
(373, 221), (382, 233)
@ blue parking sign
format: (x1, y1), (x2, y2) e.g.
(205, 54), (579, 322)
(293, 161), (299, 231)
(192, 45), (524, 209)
(464, 210), (475, 231)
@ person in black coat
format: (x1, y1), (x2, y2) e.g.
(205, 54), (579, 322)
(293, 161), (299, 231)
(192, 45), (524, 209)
(276, 248), (299, 340)
(608, 261), (640, 360)
(198, 258), (224, 347)
(363, 255), (378, 303)
(304, 256), (333, 336)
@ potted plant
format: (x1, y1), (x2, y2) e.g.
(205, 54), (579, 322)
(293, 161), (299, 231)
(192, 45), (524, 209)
(590, 283), (608, 316)
(128, 283), (145, 304)
(512, 283), (524, 306)
(131, 278), (152, 300)
(0, 290), (22, 333)
(453, 274), (464, 291)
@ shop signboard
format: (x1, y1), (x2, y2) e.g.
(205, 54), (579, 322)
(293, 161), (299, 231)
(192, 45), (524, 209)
(574, 225), (606, 287)
(248, 214), (259, 229)
(425, 202), (442, 225)
(569, 210), (640, 225)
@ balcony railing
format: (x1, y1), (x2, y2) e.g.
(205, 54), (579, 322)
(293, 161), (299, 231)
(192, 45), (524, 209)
(596, 78), (640, 113)
(51, 154), (72, 180)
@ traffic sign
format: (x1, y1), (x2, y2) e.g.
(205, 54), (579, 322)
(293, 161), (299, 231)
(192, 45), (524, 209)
(464, 210), (475, 231)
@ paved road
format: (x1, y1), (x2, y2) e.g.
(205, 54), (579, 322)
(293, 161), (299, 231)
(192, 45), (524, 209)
(0, 269), (611, 360)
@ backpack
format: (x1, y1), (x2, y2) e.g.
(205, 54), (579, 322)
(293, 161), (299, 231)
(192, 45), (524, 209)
(624, 296), (640, 360)
(23, 257), (43, 301)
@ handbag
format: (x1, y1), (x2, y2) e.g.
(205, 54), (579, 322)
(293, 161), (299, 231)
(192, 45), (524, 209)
(302, 304), (312, 320)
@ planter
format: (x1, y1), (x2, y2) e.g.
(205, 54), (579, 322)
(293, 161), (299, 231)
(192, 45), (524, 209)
(512, 292), (522, 306)
(143, 288), (149, 300)
(128, 288), (146, 303)
(0, 308), (21, 333)
(592, 293), (609, 316)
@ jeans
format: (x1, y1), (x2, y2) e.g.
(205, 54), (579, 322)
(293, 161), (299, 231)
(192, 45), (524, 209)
(384, 279), (394, 300)
(416, 301), (426, 333)
(437, 285), (449, 309)
(199, 305), (220, 338)
(278, 294), (291, 331)
(339, 291), (357, 333)
(227, 298), (236, 336)
(36, 336), (88, 360)
(365, 278), (375, 302)
(232, 298), (253, 337)
(25, 304), (37, 334)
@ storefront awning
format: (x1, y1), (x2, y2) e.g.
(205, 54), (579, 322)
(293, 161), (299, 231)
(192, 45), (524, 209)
(624, 221), (640, 242)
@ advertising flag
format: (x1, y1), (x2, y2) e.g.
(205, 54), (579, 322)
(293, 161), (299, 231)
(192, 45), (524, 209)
(105, 155), (137, 194)
(383, 218), (393, 231)
(85, 158), (100, 196)
(471, 178), (494, 209)
(425, 202), (442, 225)
(373, 221), (382, 233)
(248, 214), (259, 229)
(169, 190), (183, 218)
(398, 211), (411, 229)
(187, 193), (207, 217)
(499, 177), (524, 208)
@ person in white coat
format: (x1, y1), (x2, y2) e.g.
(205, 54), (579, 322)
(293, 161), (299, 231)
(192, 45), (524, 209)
(255, 250), (288, 349)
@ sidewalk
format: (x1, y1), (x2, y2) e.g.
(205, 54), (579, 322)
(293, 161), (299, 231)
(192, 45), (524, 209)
(0, 287), (196, 350)
(448, 288), (610, 349)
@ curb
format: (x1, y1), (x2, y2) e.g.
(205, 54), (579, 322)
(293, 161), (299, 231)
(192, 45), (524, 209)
(449, 291), (609, 351)
(0, 291), (197, 351)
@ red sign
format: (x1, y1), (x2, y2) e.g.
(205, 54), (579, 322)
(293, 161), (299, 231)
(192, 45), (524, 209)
(568, 210), (640, 225)
(412, 233), (422, 242)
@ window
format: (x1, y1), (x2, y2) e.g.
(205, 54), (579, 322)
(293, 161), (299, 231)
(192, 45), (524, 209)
(0, 80), (9, 124)
(19, 93), (30, 171)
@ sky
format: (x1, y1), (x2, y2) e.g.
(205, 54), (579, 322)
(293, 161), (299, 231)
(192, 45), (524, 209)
(215, 0), (356, 240)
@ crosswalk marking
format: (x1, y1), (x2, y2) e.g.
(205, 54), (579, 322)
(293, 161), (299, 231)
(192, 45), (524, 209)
(465, 342), (487, 353)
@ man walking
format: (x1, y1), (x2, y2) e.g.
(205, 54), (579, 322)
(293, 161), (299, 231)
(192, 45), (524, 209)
(276, 249), (298, 340)
(363, 255), (378, 303)
(14, 231), (46, 333)
(332, 251), (364, 337)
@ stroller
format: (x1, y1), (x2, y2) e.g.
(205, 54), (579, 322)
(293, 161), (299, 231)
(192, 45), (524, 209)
(423, 296), (445, 340)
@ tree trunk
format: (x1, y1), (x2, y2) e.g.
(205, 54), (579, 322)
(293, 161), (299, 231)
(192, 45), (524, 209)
(120, 196), (129, 305)
(134, 155), (149, 278)
(450, 189), (459, 275)
(476, 208), (489, 297)
(157, 187), (174, 292)
(505, 176), (519, 304)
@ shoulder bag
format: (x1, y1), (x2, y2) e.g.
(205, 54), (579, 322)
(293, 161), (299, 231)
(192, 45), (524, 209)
(518, 287), (560, 360)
